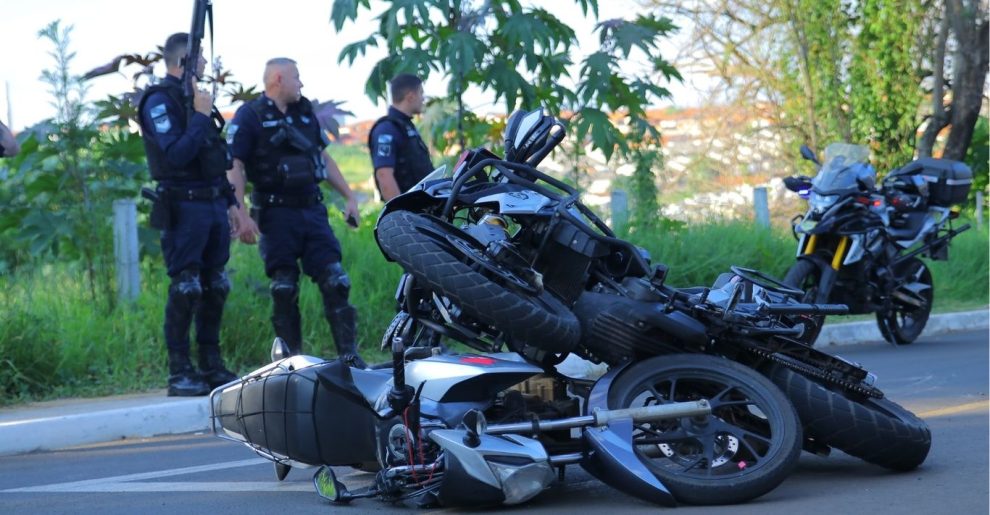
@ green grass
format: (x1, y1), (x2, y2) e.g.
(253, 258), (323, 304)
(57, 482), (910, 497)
(1, 216), (986, 406)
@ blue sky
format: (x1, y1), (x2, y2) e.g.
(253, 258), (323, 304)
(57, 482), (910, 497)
(1, 0), (698, 130)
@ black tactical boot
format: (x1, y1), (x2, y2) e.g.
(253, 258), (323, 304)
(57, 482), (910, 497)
(326, 306), (368, 369)
(198, 345), (238, 390)
(168, 351), (210, 397)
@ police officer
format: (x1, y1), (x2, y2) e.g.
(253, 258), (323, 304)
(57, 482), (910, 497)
(138, 32), (239, 396)
(226, 58), (367, 368)
(368, 74), (434, 201)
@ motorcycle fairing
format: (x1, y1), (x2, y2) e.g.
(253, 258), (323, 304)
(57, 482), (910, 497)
(579, 362), (678, 506)
(475, 189), (553, 215)
(430, 430), (555, 506)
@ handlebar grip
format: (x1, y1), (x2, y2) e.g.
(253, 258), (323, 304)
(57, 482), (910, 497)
(765, 303), (849, 315)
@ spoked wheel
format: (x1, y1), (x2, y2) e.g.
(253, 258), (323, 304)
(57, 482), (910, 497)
(608, 355), (801, 505)
(783, 259), (825, 345)
(876, 257), (932, 345)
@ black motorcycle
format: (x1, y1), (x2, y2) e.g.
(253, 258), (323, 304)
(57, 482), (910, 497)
(782, 143), (972, 345)
(373, 111), (931, 477)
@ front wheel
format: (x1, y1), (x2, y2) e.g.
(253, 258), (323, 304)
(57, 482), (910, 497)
(607, 355), (801, 505)
(783, 259), (825, 345)
(876, 257), (933, 345)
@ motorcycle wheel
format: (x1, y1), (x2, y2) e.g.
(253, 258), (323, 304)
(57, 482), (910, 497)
(876, 257), (933, 345)
(768, 365), (930, 470)
(607, 354), (801, 505)
(783, 259), (825, 345)
(376, 210), (580, 352)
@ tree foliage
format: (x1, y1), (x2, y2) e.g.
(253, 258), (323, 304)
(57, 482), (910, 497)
(656, 0), (985, 176)
(332, 0), (679, 166)
(0, 21), (147, 309)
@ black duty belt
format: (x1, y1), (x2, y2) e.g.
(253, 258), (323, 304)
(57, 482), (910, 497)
(160, 185), (226, 201)
(252, 190), (324, 208)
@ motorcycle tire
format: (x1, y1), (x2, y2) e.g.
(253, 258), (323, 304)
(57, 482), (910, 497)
(768, 364), (930, 471)
(607, 354), (801, 505)
(783, 259), (825, 345)
(376, 210), (580, 352)
(876, 257), (933, 345)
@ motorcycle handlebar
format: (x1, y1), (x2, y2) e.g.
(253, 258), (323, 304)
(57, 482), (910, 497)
(764, 303), (849, 315)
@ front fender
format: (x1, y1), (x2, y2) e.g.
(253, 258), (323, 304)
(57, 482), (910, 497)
(794, 254), (837, 304)
(579, 364), (677, 507)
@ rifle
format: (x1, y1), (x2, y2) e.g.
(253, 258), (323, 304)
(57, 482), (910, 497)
(182, 0), (215, 123)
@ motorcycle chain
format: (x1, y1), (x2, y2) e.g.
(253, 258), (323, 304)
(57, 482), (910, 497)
(745, 346), (885, 399)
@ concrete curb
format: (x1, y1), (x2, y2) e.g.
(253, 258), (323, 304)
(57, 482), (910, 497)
(0, 309), (986, 456)
(816, 308), (989, 347)
(0, 396), (209, 457)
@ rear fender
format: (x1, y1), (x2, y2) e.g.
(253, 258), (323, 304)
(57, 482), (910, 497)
(579, 363), (677, 506)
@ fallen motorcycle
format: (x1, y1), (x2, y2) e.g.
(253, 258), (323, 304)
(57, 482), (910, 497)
(212, 333), (802, 508)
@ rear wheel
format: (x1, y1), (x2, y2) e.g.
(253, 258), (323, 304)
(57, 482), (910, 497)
(783, 259), (825, 344)
(376, 210), (580, 352)
(768, 365), (930, 470)
(876, 258), (932, 345)
(608, 355), (801, 505)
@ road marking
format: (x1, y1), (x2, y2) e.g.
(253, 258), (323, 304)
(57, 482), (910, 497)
(917, 400), (989, 419)
(1, 458), (268, 493)
(5, 482), (313, 493)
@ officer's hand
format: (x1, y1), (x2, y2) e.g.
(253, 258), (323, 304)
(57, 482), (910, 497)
(229, 206), (259, 244)
(193, 89), (214, 116)
(344, 198), (360, 229)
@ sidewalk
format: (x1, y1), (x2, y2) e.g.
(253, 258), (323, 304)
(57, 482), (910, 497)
(1, 309), (986, 457)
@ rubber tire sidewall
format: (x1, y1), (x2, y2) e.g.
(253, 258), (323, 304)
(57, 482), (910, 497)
(767, 364), (931, 471)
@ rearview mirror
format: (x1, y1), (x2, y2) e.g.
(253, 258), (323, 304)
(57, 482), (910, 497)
(313, 466), (349, 504)
(799, 145), (820, 165)
(270, 337), (290, 362)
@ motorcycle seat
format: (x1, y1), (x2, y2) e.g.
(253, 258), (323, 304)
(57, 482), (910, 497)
(887, 211), (928, 241)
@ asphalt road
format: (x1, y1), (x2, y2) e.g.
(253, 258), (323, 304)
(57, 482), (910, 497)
(1, 330), (987, 515)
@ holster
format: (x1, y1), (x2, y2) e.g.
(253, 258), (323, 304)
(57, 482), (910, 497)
(142, 187), (174, 231)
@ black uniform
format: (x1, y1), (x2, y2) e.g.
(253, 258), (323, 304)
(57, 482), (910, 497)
(138, 75), (238, 396)
(368, 106), (434, 196)
(228, 94), (365, 367)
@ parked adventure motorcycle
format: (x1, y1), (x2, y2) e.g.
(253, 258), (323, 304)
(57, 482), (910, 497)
(782, 143), (972, 345)
(211, 112), (930, 509)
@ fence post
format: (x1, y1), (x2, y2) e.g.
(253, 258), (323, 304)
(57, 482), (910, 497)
(754, 186), (770, 228)
(113, 199), (140, 302)
(976, 191), (985, 229)
(611, 189), (629, 230)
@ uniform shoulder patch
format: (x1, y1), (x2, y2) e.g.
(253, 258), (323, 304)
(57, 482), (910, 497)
(149, 103), (167, 118)
(226, 123), (239, 145)
(153, 114), (172, 133)
(376, 133), (393, 157)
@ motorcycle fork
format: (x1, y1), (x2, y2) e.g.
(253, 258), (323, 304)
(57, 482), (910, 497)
(830, 236), (850, 270)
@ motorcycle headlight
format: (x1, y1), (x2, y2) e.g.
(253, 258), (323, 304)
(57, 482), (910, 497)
(808, 192), (839, 213)
(487, 458), (555, 505)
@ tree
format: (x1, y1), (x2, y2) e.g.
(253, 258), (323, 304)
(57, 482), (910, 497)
(652, 0), (980, 173)
(917, 0), (989, 161)
(331, 0), (681, 215)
